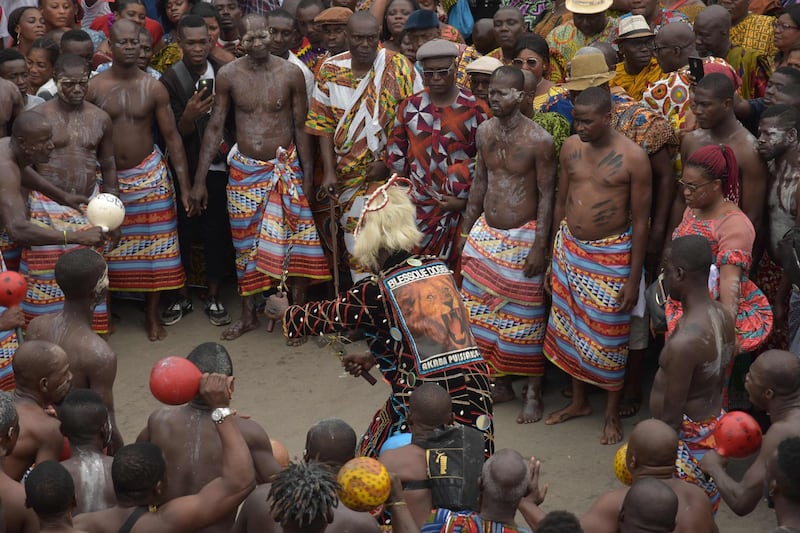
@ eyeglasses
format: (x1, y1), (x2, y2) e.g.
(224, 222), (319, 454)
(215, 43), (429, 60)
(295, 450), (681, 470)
(774, 20), (799, 32)
(512, 57), (539, 68)
(678, 178), (716, 192)
(420, 63), (455, 79)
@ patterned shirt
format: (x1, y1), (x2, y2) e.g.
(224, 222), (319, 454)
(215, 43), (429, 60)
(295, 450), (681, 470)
(651, 6), (689, 30)
(502, 0), (552, 32)
(726, 45), (772, 100)
(456, 47), (506, 89)
(236, 0), (281, 15)
(386, 88), (489, 265)
(611, 93), (679, 157)
(731, 13), (778, 57)
(610, 58), (665, 101)
(546, 17), (619, 83)
(422, 509), (533, 533)
(305, 50), (421, 182)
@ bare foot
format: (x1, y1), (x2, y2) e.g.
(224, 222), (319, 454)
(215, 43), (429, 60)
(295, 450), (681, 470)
(601, 414), (623, 445)
(287, 335), (307, 347)
(517, 387), (543, 424)
(544, 402), (592, 425)
(221, 318), (260, 340)
(146, 320), (167, 342)
(492, 379), (516, 403)
(618, 398), (641, 418)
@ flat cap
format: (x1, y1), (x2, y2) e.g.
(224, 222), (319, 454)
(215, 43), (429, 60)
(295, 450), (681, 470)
(464, 55), (504, 75)
(404, 9), (440, 31)
(416, 38), (459, 61)
(314, 6), (353, 24)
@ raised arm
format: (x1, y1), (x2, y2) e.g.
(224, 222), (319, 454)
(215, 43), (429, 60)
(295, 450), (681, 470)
(525, 132), (557, 278)
(0, 167), (104, 247)
(290, 67), (314, 194)
(192, 66), (233, 209)
(158, 374), (256, 531)
(153, 81), (193, 216)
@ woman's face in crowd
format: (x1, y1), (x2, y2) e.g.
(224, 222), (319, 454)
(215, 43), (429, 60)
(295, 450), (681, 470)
(26, 47), (54, 89)
(166, 0), (191, 25)
(41, 0), (74, 30)
(774, 13), (800, 52)
(15, 8), (46, 42)
(118, 3), (147, 26)
(204, 17), (221, 42)
(512, 48), (547, 82)
(386, 0), (414, 38)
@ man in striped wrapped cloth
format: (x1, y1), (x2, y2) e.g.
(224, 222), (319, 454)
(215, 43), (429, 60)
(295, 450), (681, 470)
(89, 19), (194, 342)
(193, 13), (328, 343)
(459, 67), (556, 425)
(21, 53), (118, 336)
(542, 87), (651, 445)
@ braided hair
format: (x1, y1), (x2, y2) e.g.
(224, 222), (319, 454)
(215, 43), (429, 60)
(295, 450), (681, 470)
(269, 462), (340, 529)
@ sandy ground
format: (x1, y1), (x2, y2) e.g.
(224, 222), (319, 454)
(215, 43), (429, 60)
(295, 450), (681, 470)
(108, 294), (773, 532)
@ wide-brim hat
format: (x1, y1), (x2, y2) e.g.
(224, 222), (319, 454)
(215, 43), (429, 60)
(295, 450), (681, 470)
(565, 0), (613, 14)
(616, 15), (655, 40)
(560, 51), (616, 90)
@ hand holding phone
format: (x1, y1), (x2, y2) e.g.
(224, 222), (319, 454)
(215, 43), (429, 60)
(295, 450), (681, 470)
(688, 56), (704, 83)
(198, 78), (214, 99)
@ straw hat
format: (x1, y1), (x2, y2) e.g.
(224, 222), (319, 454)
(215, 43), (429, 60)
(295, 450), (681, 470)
(616, 15), (655, 40)
(565, 0), (613, 15)
(561, 51), (616, 90)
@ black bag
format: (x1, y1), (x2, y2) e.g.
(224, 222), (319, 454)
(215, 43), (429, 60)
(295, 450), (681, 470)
(422, 425), (485, 511)
(645, 272), (667, 332)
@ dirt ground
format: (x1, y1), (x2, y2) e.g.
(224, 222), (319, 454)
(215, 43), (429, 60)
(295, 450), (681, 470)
(108, 294), (773, 532)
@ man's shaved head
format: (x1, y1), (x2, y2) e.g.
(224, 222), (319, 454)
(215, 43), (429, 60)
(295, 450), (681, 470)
(304, 418), (357, 467)
(494, 6), (523, 22)
(11, 340), (70, 398)
(627, 419), (679, 470)
(347, 11), (379, 32)
(481, 448), (530, 505)
(656, 21), (695, 46)
(409, 383), (452, 428)
(491, 65), (524, 90)
(754, 350), (800, 396)
(696, 72), (735, 100)
(575, 86), (613, 114)
(240, 12), (267, 34)
(109, 18), (138, 41)
(695, 5), (731, 32)
(620, 478), (678, 532)
(521, 69), (537, 92)
(12, 110), (49, 139)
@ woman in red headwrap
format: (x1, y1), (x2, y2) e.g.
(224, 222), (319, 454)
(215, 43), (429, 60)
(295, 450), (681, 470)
(665, 144), (773, 353)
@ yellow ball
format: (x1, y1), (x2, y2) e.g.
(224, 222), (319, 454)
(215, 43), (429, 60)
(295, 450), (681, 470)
(337, 457), (391, 512)
(614, 443), (632, 486)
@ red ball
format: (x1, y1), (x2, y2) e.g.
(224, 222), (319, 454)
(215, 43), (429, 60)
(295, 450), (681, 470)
(149, 357), (202, 405)
(0, 271), (27, 307)
(715, 411), (763, 458)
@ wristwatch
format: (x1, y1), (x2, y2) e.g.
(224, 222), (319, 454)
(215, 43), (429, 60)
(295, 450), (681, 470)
(211, 407), (234, 424)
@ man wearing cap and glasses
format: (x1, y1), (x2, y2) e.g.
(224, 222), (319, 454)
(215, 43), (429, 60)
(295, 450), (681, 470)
(306, 12), (422, 283)
(610, 15), (664, 101)
(464, 55), (504, 104)
(546, 0), (619, 83)
(387, 39), (489, 271)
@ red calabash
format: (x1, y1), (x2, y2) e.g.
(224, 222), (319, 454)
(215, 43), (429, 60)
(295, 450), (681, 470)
(149, 357), (202, 405)
(715, 411), (763, 459)
(0, 271), (27, 307)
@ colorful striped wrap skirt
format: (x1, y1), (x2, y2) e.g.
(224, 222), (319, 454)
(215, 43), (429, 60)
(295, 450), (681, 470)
(675, 411), (723, 513)
(461, 215), (546, 376)
(544, 220), (632, 391)
(0, 250), (18, 390)
(20, 185), (109, 333)
(227, 144), (329, 296)
(105, 150), (185, 292)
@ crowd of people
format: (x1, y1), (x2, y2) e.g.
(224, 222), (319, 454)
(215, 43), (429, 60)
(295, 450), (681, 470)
(0, 0), (800, 528)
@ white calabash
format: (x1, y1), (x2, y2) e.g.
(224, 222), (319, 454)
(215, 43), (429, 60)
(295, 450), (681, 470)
(86, 193), (125, 231)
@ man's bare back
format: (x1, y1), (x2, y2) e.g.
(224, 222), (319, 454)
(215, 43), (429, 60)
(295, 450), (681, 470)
(380, 444), (433, 526)
(582, 479), (717, 533)
(60, 452), (115, 514)
(477, 117), (555, 230)
(650, 300), (735, 425)
(560, 130), (646, 241)
(34, 99), (113, 197)
(6, 399), (63, 481)
(137, 405), (279, 533)
(0, 473), (40, 533)
(217, 56), (305, 162)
